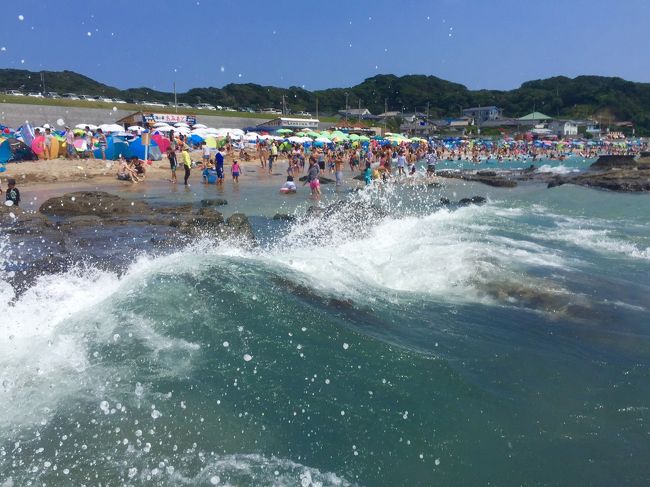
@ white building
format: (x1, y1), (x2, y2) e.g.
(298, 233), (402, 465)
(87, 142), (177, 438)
(549, 120), (578, 137)
(257, 117), (320, 129)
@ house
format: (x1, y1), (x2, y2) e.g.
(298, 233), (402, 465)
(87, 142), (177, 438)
(338, 108), (372, 119)
(517, 112), (552, 126)
(549, 120), (578, 137)
(255, 117), (320, 130)
(462, 106), (503, 123)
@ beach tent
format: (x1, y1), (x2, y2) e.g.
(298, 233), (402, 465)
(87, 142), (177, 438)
(0, 137), (37, 163)
(93, 135), (129, 160)
(152, 134), (171, 154)
(127, 136), (162, 161)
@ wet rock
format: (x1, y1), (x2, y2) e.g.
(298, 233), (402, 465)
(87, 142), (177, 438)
(200, 198), (228, 207)
(225, 213), (255, 241)
(437, 170), (518, 188)
(458, 196), (487, 206)
(39, 191), (149, 218)
(273, 213), (297, 222)
(590, 155), (638, 170)
(298, 176), (335, 184)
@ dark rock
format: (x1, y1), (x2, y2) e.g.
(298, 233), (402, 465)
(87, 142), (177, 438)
(458, 196), (487, 206)
(439, 197), (451, 205)
(437, 170), (517, 188)
(39, 191), (149, 218)
(200, 198), (228, 207)
(298, 176), (335, 184)
(225, 213), (255, 241)
(590, 155), (637, 170)
(273, 213), (297, 222)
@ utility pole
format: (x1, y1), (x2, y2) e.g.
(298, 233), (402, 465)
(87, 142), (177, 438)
(316, 97), (319, 119)
(358, 98), (361, 123)
(384, 98), (388, 133)
(345, 92), (349, 122)
(282, 94), (286, 115)
(173, 81), (178, 113)
(41, 72), (45, 94)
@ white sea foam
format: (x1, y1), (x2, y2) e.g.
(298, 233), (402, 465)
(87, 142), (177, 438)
(0, 249), (200, 433)
(536, 164), (580, 175)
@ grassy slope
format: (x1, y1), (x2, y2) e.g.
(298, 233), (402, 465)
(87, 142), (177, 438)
(0, 95), (338, 122)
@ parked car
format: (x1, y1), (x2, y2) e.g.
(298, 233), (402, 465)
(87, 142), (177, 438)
(113, 98), (127, 104)
(259, 108), (282, 115)
(27, 92), (44, 98)
(5, 90), (24, 96)
(146, 101), (166, 108)
(79, 95), (97, 101)
(294, 111), (312, 117)
(100, 97), (114, 103)
(62, 93), (80, 100)
(44, 92), (61, 99)
(195, 103), (217, 111)
(223, 107), (236, 112)
(177, 102), (191, 108)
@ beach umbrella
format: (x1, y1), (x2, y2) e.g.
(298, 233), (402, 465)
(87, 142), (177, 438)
(192, 123), (207, 129)
(99, 123), (125, 133)
(153, 122), (169, 128)
(174, 122), (189, 128)
(75, 123), (98, 131)
(276, 128), (293, 134)
(315, 136), (331, 143)
(128, 125), (144, 132)
(305, 131), (320, 138)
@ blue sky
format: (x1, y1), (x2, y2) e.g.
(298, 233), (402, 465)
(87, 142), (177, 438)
(1, 0), (650, 92)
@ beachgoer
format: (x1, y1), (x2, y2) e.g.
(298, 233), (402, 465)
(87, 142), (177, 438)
(5, 179), (20, 206)
(305, 159), (321, 196)
(44, 128), (54, 160)
(85, 126), (94, 159)
(269, 142), (278, 173)
(364, 162), (373, 186)
(281, 175), (297, 193)
(64, 126), (76, 159)
(201, 142), (211, 166)
(231, 160), (241, 182)
(167, 147), (178, 183)
(97, 128), (107, 160)
(215, 147), (225, 184)
(181, 145), (192, 186)
(335, 154), (344, 186)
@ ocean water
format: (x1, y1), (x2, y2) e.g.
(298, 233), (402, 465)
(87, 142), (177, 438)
(1, 178), (650, 486)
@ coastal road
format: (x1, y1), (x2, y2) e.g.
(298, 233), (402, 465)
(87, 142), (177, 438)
(0, 103), (331, 130)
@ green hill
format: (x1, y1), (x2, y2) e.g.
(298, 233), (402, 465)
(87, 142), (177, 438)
(2, 69), (649, 133)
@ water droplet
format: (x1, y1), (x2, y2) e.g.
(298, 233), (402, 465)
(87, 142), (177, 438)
(0, 47), (5, 52)
(113, 106), (117, 111)
(87, 32), (92, 37)
(18, 15), (24, 21)
(243, 354), (252, 362)
(210, 475), (220, 484)
(343, 343), (349, 350)
(238, 73), (242, 78)
(20, 59), (25, 64)
(56, 118), (65, 126)
(220, 66), (225, 72)
(435, 458), (441, 466)
(222, 341), (229, 348)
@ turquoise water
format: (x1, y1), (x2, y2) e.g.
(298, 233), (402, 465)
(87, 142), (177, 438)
(1, 176), (649, 485)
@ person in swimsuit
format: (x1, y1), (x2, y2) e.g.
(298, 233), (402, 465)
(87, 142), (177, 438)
(231, 160), (241, 182)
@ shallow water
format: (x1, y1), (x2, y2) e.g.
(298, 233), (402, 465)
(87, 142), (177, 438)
(1, 176), (649, 486)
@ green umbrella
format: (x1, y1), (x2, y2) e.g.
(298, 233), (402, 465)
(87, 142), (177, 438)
(306, 131), (320, 138)
(349, 134), (360, 140)
(276, 128), (293, 134)
(359, 135), (370, 141)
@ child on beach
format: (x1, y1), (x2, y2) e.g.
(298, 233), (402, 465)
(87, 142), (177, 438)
(5, 179), (20, 206)
(364, 162), (373, 186)
(215, 147), (225, 184)
(231, 160), (241, 182)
